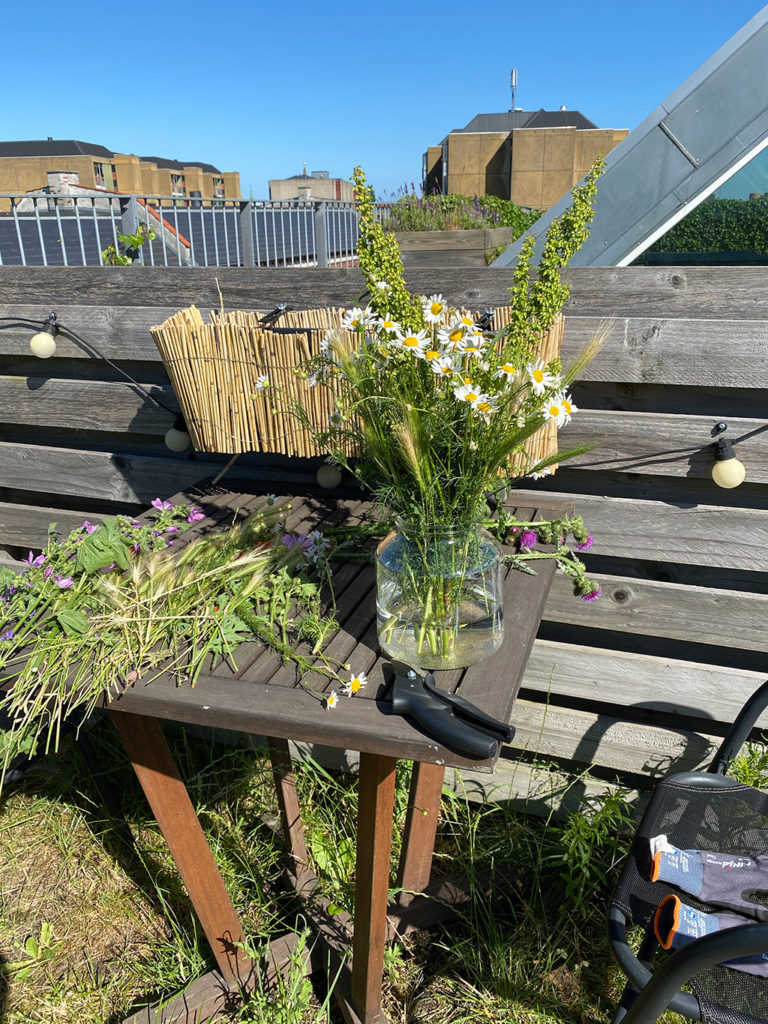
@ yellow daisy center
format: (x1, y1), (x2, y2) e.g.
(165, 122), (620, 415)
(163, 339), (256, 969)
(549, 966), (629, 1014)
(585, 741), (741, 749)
(478, 401), (492, 412)
(533, 369), (544, 382)
(461, 316), (473, 325)
(382, 320), (394, 329)
(501, 364), (515, 374)
(425, 349), (439, 360)
(562, 400), (572, 414)
(548, 405), (560, 416)
(430, 302), (443, 315)
(465, 392), (478, 402)
(349, 678), (363, 692)
(440, 365), (452, 373)
(403, 336), (419, 347)
(449, 329), (463, 343)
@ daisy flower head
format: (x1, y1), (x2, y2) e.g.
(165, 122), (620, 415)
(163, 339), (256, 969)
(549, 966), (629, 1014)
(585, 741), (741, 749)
(528, 465), (553, 480)
(542, 397), (567, 428)
(319, 331), (333, 354)
(495, 362), (517, 383)
(254, 373), (269, 392)
(558, 392), (578, 424)
(473, 394), (499, 422)
(453, 381), (480, 404)
(326, 691), (339, 710)
(374, 280), (392, 293)
(394, 328), (429, 358)
(460, 337), (484, 359)
(376, 314), (399, 334)
(423, 346), (441, 362)
(526, 359), (559, 396)
(329, 410), (344, 429)
(423, 294), (447, 324)
(431, 355), (455, 376)
(264, 494), (278, 506)
(342, 670), (368, 697)
(341, 306), (374, 332)
(437, 320), (469, 352)
(458, 313), (476, 328)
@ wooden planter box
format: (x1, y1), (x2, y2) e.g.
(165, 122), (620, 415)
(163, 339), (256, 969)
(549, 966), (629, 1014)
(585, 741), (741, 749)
(395, 227), (516, 268)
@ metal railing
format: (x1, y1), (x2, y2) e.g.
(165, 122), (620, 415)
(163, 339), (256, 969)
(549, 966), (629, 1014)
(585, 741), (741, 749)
(0, 192), (391, 268)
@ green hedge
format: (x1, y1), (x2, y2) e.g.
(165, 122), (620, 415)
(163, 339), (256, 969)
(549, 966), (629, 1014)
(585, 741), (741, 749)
(383, 193), (540, 235)
(646, 197), (768, 256)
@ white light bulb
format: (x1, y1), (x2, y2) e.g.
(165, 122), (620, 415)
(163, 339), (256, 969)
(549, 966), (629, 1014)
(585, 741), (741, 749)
(30, 331), (57, 358)
(165, 425), (191, 452)
(712, 456), (746, 489)
(316, 464), (342, 489)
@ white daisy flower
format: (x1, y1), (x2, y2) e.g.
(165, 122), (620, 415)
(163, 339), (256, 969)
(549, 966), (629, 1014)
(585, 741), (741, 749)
(558, 392), (578, 424)
(342, 306), (374, 332)
(376, 314), (399, 333)
(319, 331), (334, 353)
(264, 494), (277, 506)
(423, 346), (441, 362)
(374, 280), (392, 293)
(326, 691), (339, 710)
(437, 321), (469, 351)
(254, 373), (269, 392)
(460, 338), (484, 358)
(526, 359), (560, 396)
(495, 362), (518, 382)
(473, 394), (499, 421)
(453, 381), (481, 404)
(458, 314), (476, 328)
(329, 410), (343, 429)
(423, 294), (447, 323)
(431, 355), (455, 376)
(542, 396), (567, 427)
(529, 466), (553, 480)
(394, 328), (429, 357)
(342, 670), (368, 696)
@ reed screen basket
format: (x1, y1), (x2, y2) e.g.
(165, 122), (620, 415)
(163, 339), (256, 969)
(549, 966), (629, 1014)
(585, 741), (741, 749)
(150, 306), (354, 457)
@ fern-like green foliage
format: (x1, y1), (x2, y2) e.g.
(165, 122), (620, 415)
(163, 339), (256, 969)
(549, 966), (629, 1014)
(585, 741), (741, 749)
(644, 197), (768, 258)
(352, 166), (424, 330)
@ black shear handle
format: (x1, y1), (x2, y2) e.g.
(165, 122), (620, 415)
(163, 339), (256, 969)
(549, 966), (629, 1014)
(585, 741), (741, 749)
(389, 672), (500, 760)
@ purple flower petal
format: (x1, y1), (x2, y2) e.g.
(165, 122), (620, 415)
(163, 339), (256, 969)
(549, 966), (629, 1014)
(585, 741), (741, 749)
(151, 498), (173, 511)
(1, 630), (14, 641)
(519, 530), (538, 550)
(186, 507), (205, 523)
(82, 520), (98, 534)
(576, 535), (594, 552)
(580, 586), (602, 602)
(56, 575), (74, 589)
(166, 526), (179, 533)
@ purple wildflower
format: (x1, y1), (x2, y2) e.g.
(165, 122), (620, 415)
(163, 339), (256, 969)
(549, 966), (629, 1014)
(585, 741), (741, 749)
(576, 535), (594, 552)
(26, 550), (47, 567)
(43, 566), (54, 581)
(166, 526), (179, 533)
(580, 586), (602, 602)
(56, 575), (74, 589)
(81, 520), (98, 534)
(99, 563), (117, 573)
(151, 498), (173, 511)
(1, 630), (14, 641)
(282, 533), (312, 552)
(186, 507), (205, 523)
(519, 530), (538, 550)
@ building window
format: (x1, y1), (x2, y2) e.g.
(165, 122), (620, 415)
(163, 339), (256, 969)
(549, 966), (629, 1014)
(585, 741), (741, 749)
(93, 162), (118, 191)
(93, 162), (106, 189)
(110, 164), (118, 190)
(212, 176), (225, 198)
(170, 173), (187, 198)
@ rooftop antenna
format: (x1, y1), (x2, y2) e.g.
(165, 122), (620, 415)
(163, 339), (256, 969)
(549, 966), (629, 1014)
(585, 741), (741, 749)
(510, 68), (518, 110)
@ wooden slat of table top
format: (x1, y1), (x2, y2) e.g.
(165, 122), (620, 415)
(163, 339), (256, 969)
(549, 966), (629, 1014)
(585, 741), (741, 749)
(109, 482), (565, 771)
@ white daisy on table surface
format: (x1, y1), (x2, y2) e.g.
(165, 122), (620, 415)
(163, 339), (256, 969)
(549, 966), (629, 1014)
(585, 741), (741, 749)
(264, 494), (278, 506)
(341, 306), (375, 331)
(453, 381), (481, 404)
(326, 691), (339, 710)
(394, 328), (429, 357)
(526, 359), (560, 396)
(423, 294), (447, 323)
(542, 396), (567, 427)
(254, 373), (269, 391)
(342, 670), (368, 696)
(431, 355), (455, 376)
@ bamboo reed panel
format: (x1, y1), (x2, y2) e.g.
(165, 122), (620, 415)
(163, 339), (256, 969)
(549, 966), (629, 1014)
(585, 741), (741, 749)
(150, 306), (353, 456)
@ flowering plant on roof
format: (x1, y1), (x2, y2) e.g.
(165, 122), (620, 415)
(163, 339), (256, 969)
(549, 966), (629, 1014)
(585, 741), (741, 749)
(288, 164), (607, 666)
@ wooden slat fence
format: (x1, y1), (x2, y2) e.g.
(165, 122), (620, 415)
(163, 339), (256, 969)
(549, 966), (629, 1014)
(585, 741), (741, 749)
(1, 266), (767, 810)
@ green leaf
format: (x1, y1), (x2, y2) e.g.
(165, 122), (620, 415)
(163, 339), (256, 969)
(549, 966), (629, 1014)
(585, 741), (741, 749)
(56, 607), (89, 636)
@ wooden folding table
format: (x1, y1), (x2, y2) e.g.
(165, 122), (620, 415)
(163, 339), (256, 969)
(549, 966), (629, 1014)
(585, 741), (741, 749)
(105, 478), (559, 1024)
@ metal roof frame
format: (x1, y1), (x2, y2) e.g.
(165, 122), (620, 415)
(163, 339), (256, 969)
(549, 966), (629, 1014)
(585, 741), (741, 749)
(492, 6), (768, 268)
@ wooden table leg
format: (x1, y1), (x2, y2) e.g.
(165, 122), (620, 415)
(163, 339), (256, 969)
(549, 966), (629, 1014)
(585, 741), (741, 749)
(110, 711), (251, 984)
(350, 752), (397, 1024)
(395, 761), (445, 906)
(267, 736), (310, 880)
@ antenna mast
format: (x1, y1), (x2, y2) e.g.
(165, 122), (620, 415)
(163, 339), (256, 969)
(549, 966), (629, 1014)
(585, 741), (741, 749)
(510, 68), (518, 109)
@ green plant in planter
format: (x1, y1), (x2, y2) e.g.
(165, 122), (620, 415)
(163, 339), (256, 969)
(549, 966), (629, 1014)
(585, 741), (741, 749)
(102, 223), (156, 265)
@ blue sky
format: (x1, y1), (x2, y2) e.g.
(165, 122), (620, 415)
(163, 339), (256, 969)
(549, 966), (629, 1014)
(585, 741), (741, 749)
(2, 1), (765, 199)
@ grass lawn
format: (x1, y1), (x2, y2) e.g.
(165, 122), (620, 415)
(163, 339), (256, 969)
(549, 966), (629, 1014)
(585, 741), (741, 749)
(0, 716), (703, 1024)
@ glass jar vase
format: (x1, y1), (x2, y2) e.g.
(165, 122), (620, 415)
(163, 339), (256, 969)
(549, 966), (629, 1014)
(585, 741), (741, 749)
(375, 518), (504, 670)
